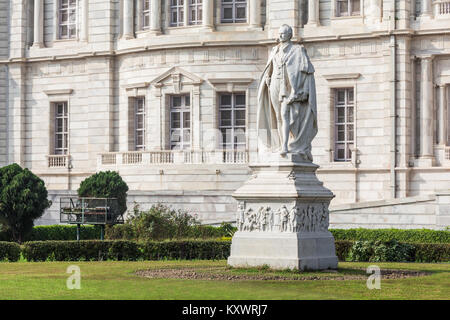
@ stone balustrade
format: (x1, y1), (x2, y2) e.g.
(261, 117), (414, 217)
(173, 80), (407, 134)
(47, 154), (70, 168)
(435, 0), (450, 15)
(98, 150), (249, 167)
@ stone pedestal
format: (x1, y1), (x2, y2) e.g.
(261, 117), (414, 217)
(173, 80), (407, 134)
(227, 154), (338, 270)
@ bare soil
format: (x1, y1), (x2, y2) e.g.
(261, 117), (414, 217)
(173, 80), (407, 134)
(135, 266), (430, 281)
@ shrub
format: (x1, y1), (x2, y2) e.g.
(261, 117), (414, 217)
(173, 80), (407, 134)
(0, 241), (21, 262)
(21, 239), (231, 262)
(371, 240), (415, 262)
(105, 224), (136, 240)
(348, 241), (375, 262)
(334, 240), (353, 261)
(141, 240), (231, 260)
(129, 204), (200, 240)
(106, 204), (235, 241)
(413, 243), (450, 262)
(0, 163), (51, 243)
(348, 240), (423, 262)
(26, 225), (101, 241)
(77, 171), (129, 215)
(330, 228), (450, 244)
(22, 240), (140, 262)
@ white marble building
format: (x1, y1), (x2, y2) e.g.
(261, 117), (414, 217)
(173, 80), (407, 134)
(0, 0), (449, 229)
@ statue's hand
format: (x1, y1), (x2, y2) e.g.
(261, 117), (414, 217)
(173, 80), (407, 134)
(286, 94), (296, 105)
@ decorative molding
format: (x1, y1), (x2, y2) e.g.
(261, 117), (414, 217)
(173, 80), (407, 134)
(208, 78), (255, 92)
(150, 66), (204, 87)
(123, 82), (150, 89)
(323, 73), (361, 81)
(44, 89), (73, 95)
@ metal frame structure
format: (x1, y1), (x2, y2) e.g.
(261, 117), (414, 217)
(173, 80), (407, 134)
(60, 197), (124, 240)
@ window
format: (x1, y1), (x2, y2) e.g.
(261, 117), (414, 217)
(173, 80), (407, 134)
(170, 0), (185, 26)
(219, 93), (246, 150)
(135, 97), (146, 151)
(54, 102), (69, 155)
(336, 0), (360, 17)
(334, 88), (354, 161)
(142, 0), (151, 29)
(58, 0), (77, 39)
(189, 0), (202, 25)
(221, 0), (247, 23)
(170, 95), (191, 150)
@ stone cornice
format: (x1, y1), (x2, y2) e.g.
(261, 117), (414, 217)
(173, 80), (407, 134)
(123, 82), (150, 90)
(44, 89), (73, 95)
(2, 28), (450, 64)
(323, 73), (361, 81)
(208, 78), (255, 85)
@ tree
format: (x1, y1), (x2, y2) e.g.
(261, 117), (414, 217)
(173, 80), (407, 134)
(77, 171), (129, 215)
(0, 164), (51, 243)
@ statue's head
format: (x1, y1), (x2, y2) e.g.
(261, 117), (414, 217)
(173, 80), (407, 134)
(278, 24), (293, 43)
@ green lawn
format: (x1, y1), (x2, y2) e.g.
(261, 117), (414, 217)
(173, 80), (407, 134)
(0, 260), (448, 300)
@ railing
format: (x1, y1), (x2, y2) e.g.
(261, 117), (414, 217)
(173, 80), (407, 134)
(445, 147), (450, 161)
(98, 150), (249, 166)
(123, 152), (142, 164)
(47, 154), (70, 168)
(435, 1), (450, 15)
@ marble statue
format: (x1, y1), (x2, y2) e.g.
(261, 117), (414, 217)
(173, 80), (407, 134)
(257, 24), (318, 160)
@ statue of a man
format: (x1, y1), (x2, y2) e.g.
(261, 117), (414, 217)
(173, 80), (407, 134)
(257, 24), (318, 161)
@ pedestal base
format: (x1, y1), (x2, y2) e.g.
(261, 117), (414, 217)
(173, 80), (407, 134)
(227, 231), (338, 270)
(228, 153), (339, 271)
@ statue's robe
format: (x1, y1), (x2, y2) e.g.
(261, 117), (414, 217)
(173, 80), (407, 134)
(257, 42), (318, 161)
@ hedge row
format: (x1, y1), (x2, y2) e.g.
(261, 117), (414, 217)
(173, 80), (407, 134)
(13, 240), (449, 263)
(21, 240), (230, 262)
(105, 223), (231, 240)
(2, 226), (449, 243)
(0, 242), (21, 262)
(330, 228), (450, 244)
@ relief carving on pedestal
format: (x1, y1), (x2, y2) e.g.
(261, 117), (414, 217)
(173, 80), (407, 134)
(236, 202), (330, 233)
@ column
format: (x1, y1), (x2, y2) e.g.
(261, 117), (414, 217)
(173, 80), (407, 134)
(150, 0), (161, 34)
(80, 0), (89, 42)
(32, 0), (44, 48)
(306, 0), (320, 26)
(136, 0), (143, 31)
(419, 56), (435, 161)
(202, 0), (215, 30)
(410, 0), (416, 19)
(122, 0), (134, 39)
(421, 0), (432, 16)
(438, 85), (448, 145)
(249, 0), (261, 29)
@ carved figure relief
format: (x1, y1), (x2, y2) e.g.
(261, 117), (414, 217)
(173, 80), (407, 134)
(236, 203), (330, 233)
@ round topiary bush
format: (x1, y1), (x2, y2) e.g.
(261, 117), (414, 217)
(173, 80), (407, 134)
(77, 171), (129, 215)
(0, 163), (51, 243)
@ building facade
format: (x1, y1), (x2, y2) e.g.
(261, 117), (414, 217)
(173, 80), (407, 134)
(0, 0), (449, 228)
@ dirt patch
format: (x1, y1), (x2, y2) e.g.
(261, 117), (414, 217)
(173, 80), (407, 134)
(135, 267), (430, 281)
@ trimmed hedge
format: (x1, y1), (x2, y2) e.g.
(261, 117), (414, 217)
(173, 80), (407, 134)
(21, 240), (230, 262)
(0, 241), (21, 262)
(142, 240), (230, 260)
(22, 241), (141, 262)
(19, 239), (450, 263)
(413, 243), (450, 263)
(26, 225), (101, 241)
(334, 240), (353, 261)
(330, 228), (450, 244)
(105, 223), (234, 240)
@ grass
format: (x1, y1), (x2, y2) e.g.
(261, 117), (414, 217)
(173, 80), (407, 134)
(0, 260), (448, 300)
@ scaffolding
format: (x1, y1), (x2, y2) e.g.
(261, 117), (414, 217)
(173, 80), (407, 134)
(60, 197), (124, 240)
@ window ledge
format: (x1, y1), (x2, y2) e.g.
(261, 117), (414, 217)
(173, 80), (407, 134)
(331, 15), (363, 20)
